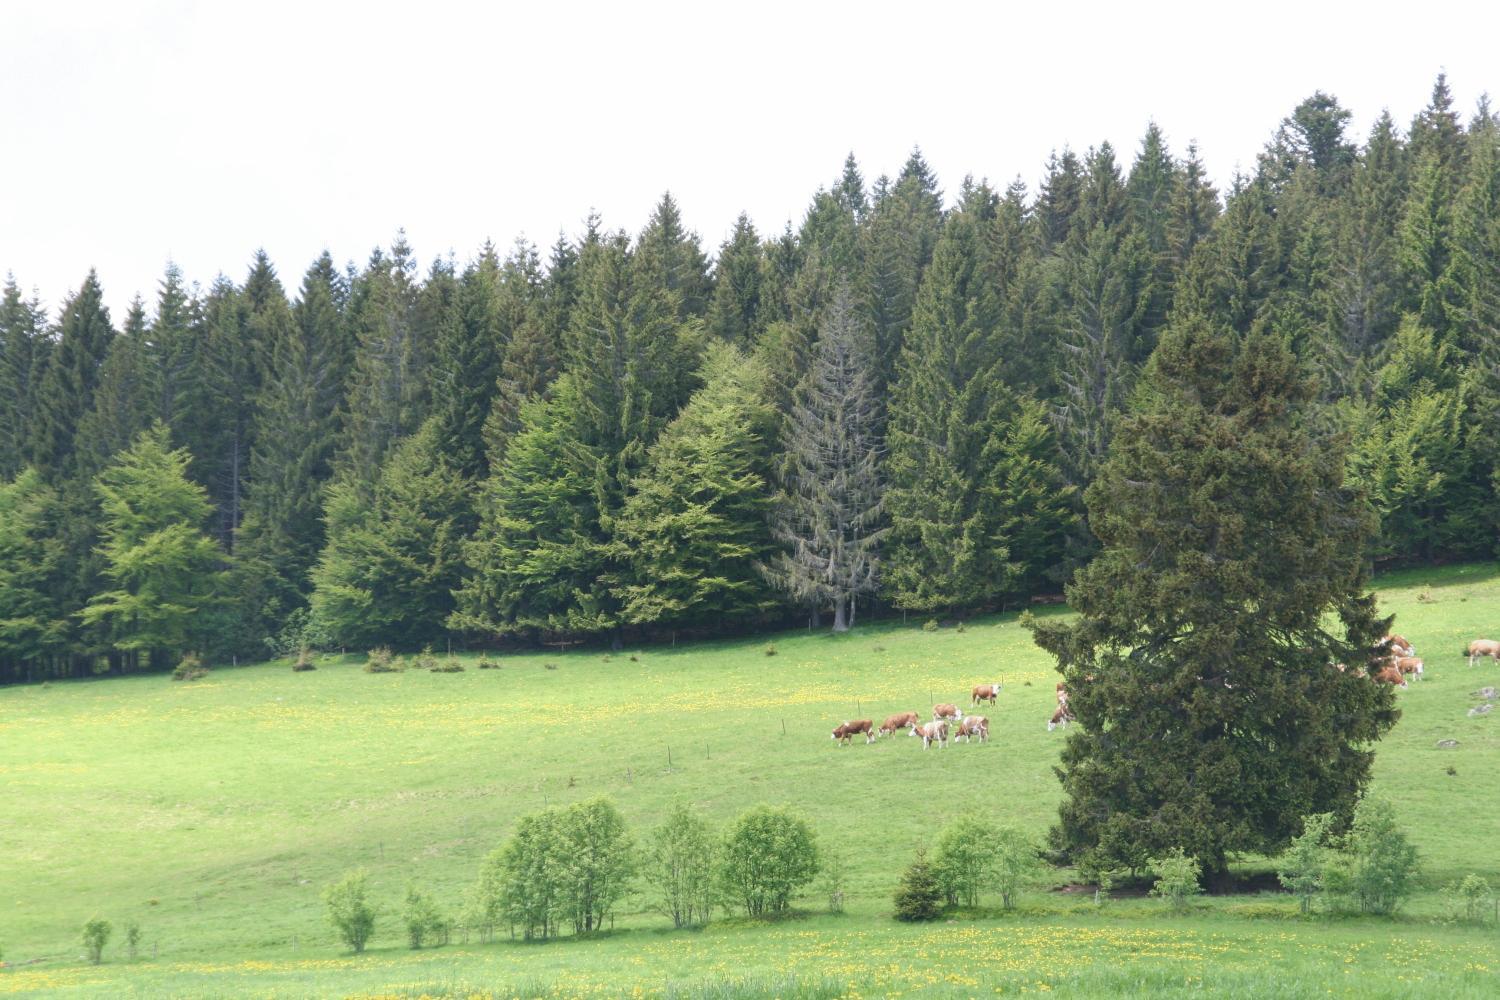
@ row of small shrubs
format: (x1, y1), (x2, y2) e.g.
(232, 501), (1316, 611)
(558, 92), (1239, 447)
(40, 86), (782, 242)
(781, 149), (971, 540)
(324, 800), (835, 952)
(894, 818), (1043, 921)
(361, 646), (467, 674)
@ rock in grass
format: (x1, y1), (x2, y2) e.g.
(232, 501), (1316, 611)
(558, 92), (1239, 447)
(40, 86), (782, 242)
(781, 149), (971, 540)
(1467, 704), (1493, 718)
(1436, 739), (1460, 748)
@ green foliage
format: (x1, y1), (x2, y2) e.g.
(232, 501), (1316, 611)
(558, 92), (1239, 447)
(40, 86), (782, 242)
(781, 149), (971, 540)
(1277, 812), (1335, 914)
(82, 916), (111, 964)
(170, 653), (207, 682)
(81, 424), (225, 664)
(1028, 318), (1397, 878)
(990, 827), (1041, 910)
(478, 807), (565, 940)
(1148, 848), (1202, 913)
(610, 345), (779, 629)
(931, 815), (996, 907)
(0, 468), (68, 676)
(1446, 874), (1493, 923)
(644, 802), (718, 928)
(322, 869), (375, 953)
(124, 920), (141, 960)
(402, 883), (448, 949)
(309, 419), (468, 650)
(554, 797), (636, 935)
(363, 647), (399, 673)
(817, 845), (848, 914)
(892, 848), (942, 922)
(1325, 797), (1420, 915)
(717, 805), (820, 918)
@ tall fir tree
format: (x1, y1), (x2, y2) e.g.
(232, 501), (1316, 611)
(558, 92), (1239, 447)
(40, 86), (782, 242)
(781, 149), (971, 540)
(634, 193), (712, 320)
(0, 277), (48, 479)
(0, 468), (68, 682)
(764, 283), (885, 631)
(29, 270), (114, 478)
(1028, 316), (1397, 880)
(706, 213), (764, 345)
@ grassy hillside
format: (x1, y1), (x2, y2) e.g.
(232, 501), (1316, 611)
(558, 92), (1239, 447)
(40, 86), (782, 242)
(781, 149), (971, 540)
(3, 563), (1499, 997)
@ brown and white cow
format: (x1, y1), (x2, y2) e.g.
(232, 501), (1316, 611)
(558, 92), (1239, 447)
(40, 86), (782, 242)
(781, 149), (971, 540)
(1468, 639), (1500, 668)
(933, 703), (962, 722)
(878, 711), (920, 737)
(971, 682), (1001, 707)
(910, 719), (949, 749)
(955, 715), (989, 744)
(1393, 656), (1424, 681)
(1372, 666), (1408, 689)
(1048, 703), (1074, 731)
(1385, 633), (1414, 655)
(831, 719), (875, 745)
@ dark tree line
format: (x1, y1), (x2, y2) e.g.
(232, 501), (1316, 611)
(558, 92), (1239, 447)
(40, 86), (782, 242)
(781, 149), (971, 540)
(3, 77), (1499, 682)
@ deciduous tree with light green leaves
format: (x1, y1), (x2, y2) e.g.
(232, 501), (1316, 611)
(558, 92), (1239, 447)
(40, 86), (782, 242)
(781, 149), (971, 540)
(81, 425), (225, 668)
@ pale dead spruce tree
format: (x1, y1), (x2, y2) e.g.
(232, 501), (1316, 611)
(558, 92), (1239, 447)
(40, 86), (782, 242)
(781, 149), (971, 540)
(764, 282), (885, 631)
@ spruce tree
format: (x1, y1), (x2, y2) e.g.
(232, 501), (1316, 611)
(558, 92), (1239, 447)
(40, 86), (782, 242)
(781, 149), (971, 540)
(309, 419), (467, 649)
(1028, 316), (1398, 880)
(0, 278), (48, 479)
(861, 149), (945, 395)
(234, 256), (348, 636)
(765, 282), (884, 631)
(884, 183), (1016, 611)
(634, 193), (711, 320)
(76, 298), (161, 478)
(1333, 113), (1408, 378)
(706, 213), (763, 345)
(0, 468), (67, 682)
(610, 345), (778, 629)
(30, 271), (114, 479)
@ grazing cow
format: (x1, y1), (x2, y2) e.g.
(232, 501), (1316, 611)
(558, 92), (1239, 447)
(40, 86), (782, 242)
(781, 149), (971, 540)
(878, 711), (920, 737)
(831, 719), (875, 745)
(1468, 639), (1500, 667)
(1048, 703), (1074, 731)
(971, 682), (1001, 707)
(1372, 666), (1408, 689)
(933, 703), (962, 722)
(1385, 633), (1414, 654)
(955, 715), (989, 743)
(1394, 656), (1424, 681)
(910, 719), (949, 749)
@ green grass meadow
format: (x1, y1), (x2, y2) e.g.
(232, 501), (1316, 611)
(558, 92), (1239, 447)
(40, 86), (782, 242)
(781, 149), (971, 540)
(3, 563), (1500, 997)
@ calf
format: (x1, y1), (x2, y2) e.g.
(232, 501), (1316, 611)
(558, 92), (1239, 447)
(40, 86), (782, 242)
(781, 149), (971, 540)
(878, 711), (920, 737)
(910, 719), (949, 749)
(933, 703), (962, 722)
(1394, 656), (1424, 681)
(955, 715), (989, 743)
(971, 682), (1001, 707)
(1048, 703), (1074, 731)
(1372, 666), (1408, 689)
(831, 719), (875, 745)
(1468, 639), (1500, 668)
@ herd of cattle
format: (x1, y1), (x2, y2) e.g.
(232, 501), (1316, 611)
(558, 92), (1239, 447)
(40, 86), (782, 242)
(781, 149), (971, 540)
(830, 681), (1073, 749)
(831, 633), (1500, 747)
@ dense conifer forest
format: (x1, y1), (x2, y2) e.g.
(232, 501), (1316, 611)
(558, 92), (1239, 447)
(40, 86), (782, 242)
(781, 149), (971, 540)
(3, 77), (1498, 683)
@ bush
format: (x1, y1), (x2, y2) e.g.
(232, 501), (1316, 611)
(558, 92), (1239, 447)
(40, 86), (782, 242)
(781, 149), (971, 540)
(932, 816), (996, 907)
(645, 802), (718, 928)
(764, 644), (777, 657)
(414, 646), (439, 671)
(263, 607), (328, 660)
(893, 849), (942, 922)
(1447, 874), (1493, 923)
(171, 654), (208, 681)
(1278, 812), (1334, 914)
(817, 845), (848, 914)
(364, 647), (401, 673)
(124, 920), (141, 960)
(922, 619), (939, 632)
(718, 805), (820, 918)
(479, 807), (565, 940)
(323, 869), (376, 953)
(1326, 797), (1419, 915)
(292, 647), (316, 672)
(476, 655), (498, 669)
(991, 827), (1041, 910)
(1148, 848), (1202, 913)
(555, 798), (636, 934)
(403, 883), (449, 949)
(82, 917), (111, 964)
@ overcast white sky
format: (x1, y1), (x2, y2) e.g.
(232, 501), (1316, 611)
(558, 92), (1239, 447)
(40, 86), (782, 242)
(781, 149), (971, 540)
(3, 1), (1498, 320)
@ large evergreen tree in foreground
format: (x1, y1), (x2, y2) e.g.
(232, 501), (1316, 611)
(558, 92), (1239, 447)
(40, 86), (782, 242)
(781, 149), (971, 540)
(1027, 316), (1399, 881)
